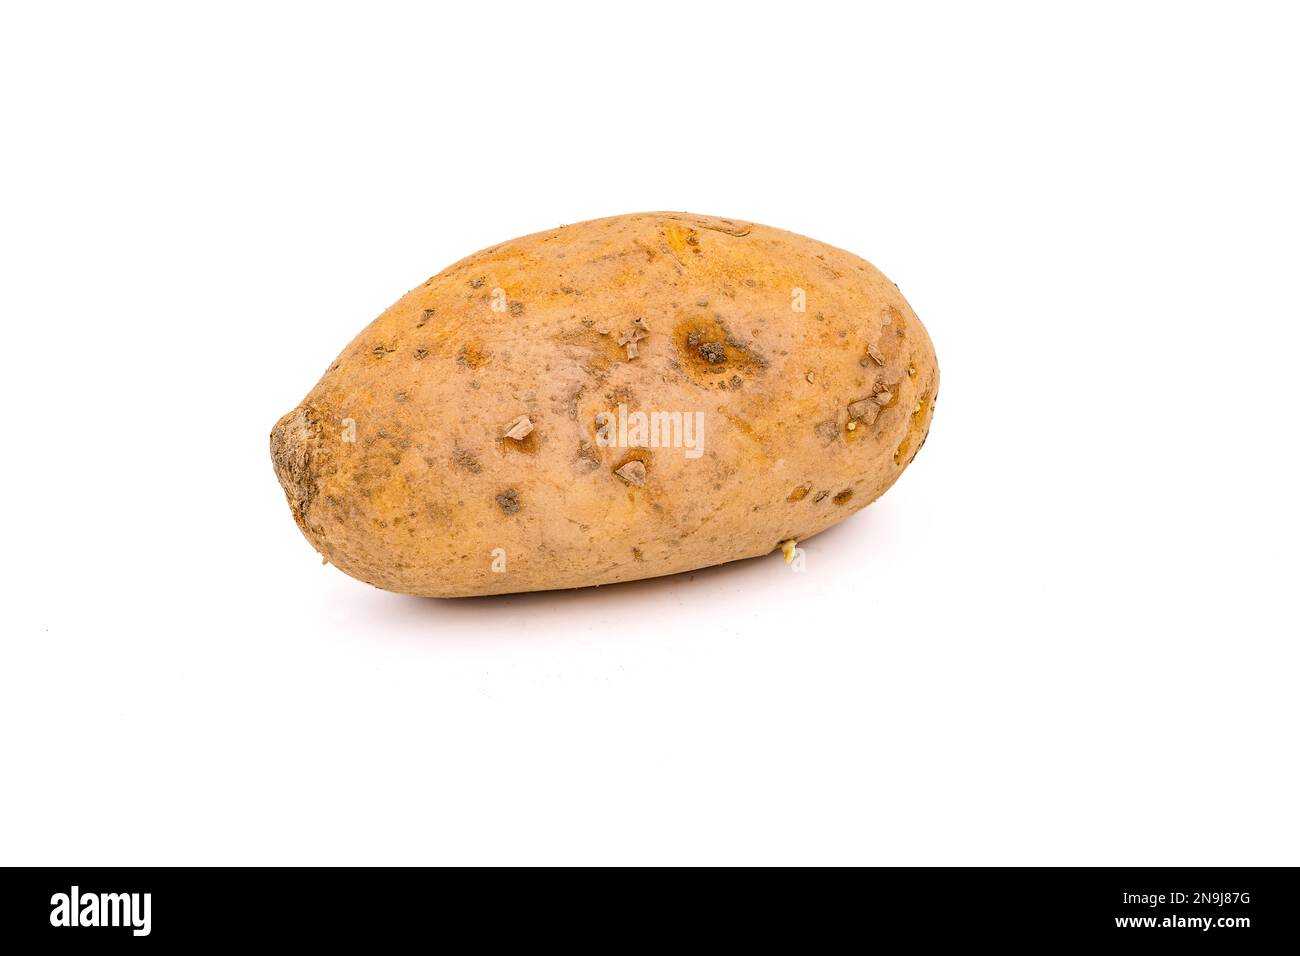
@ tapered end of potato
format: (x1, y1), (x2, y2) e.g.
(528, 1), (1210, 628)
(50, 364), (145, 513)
(270, 405), (321, 534)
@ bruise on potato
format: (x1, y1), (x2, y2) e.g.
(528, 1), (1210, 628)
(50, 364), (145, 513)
(673, 314), (768, 385)
(270, 211), (939, 597)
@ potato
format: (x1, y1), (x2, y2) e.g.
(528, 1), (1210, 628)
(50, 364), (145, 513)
(271, 212), (939, 597)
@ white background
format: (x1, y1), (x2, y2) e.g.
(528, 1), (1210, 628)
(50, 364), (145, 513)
(3, 2), (1297, 865)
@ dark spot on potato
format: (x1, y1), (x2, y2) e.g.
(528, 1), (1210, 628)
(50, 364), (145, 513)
(699, 342), (726, 364)
(457, 341), (491, 369)
(815, 420), (840, 444)
(788, 484), (811, 502)
(674, 315), (767, 382)
(495, 490), (520, 514)
(833, 490), (854, 505)
(498, 428), (539, 456)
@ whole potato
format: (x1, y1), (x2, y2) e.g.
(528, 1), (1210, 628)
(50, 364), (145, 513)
(271, 212), (938, 597)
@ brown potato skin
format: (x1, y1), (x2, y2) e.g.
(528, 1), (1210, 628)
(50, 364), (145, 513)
(271, 212), (938, 597)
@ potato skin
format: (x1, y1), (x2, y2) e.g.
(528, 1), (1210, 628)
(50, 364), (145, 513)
(271, 212), (938, 597)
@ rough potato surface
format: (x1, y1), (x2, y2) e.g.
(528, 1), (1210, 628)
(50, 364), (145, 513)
(271, 212), (939, 597)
